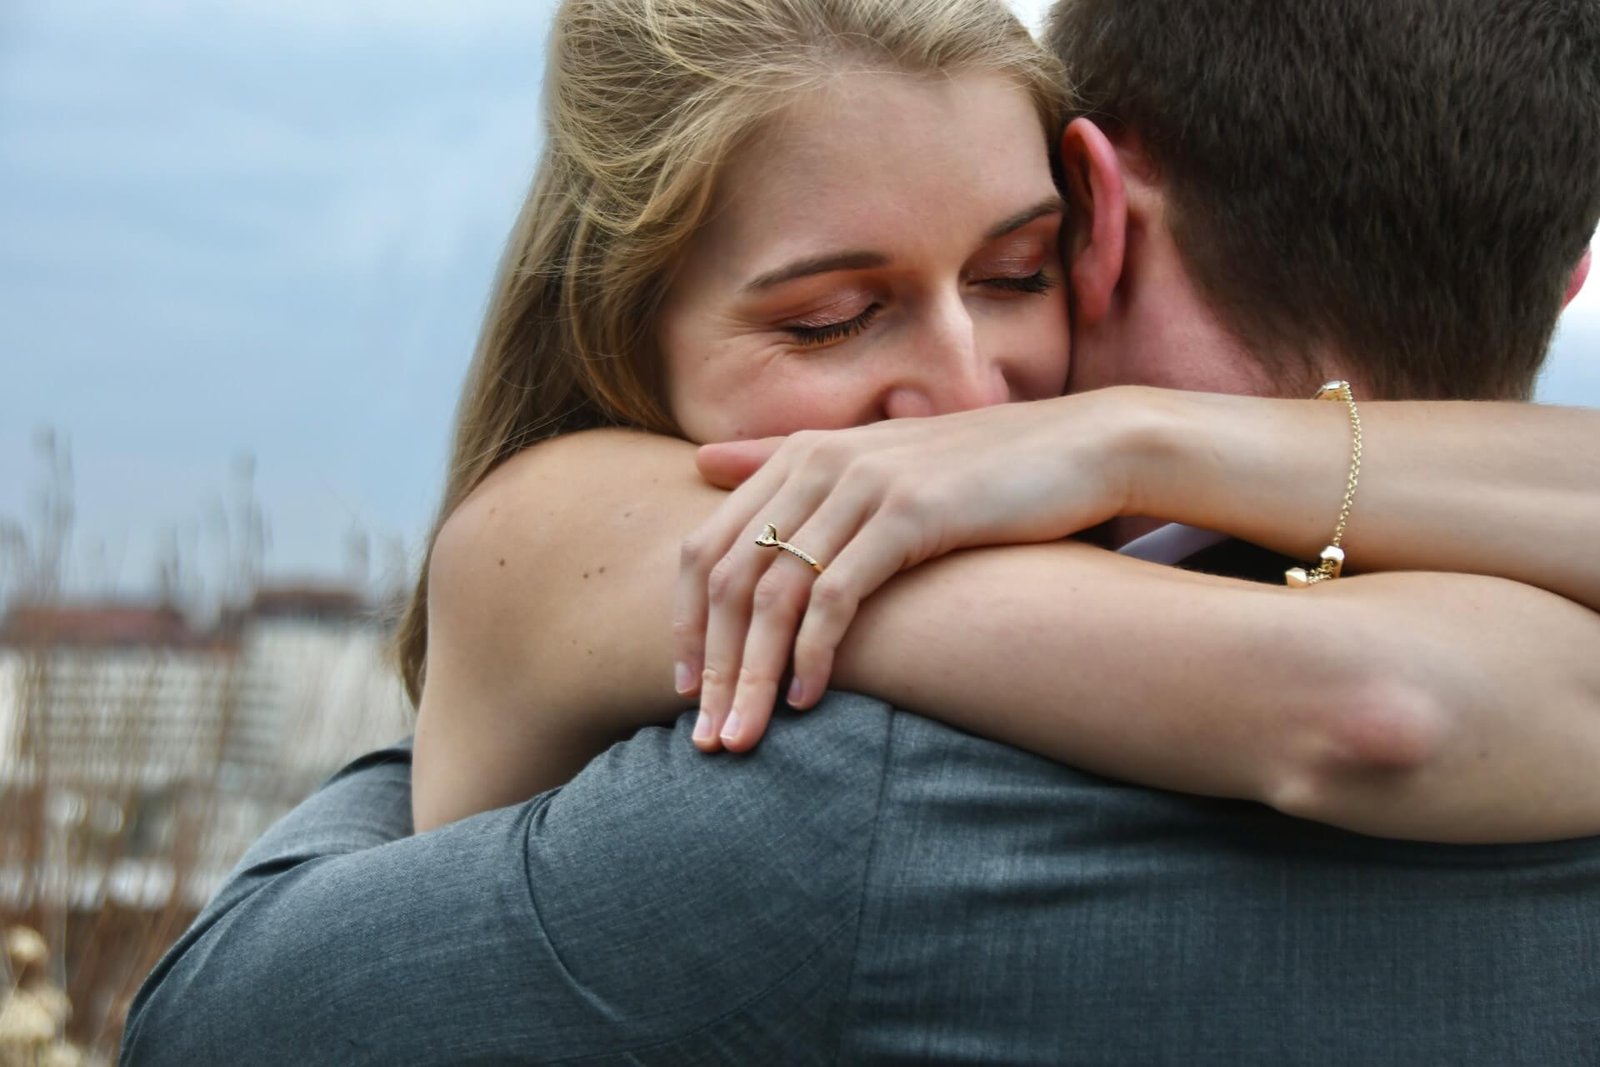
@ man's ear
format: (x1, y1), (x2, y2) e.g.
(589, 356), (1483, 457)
(1564, 247), (1591, 308)
(1059, 117), (1127, 327)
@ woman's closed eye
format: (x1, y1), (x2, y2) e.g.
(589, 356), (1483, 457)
(967, 224), (1061, 297)
(779, 269), (1054, 348)
(781, 302), (882, 347)
(978, 268), (1056, 295)
(773, 246), (1056, 349)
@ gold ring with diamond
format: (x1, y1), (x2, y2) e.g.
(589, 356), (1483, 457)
(754, 523), (824, 573)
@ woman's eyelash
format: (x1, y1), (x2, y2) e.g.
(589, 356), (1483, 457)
(781, 271), (1050, 347)
(982, 269), (1057, 295)
(783, 304), (881, 346)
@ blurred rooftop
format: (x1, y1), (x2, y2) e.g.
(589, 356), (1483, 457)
(0, 582), (380, 652)
(0, 603), (220, 651)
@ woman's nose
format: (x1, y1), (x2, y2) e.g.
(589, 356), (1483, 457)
(881, 297), (1010, 419)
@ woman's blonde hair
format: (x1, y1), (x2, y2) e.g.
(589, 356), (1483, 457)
(394, 0), (1066, 705)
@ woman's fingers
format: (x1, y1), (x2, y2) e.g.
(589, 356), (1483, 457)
(786, 510), (920, 708)
(696, 436), (785, 489)
(692, 546), (756, 751)
(673, 538), (711, 699)
(718, 500), (871, 751)
(687, 405), (1110, 752)
(690, 499), (836, 747)
(673, 453), (795, 700)
(695, 513), (828, 752)
(714, 553), (814, 752)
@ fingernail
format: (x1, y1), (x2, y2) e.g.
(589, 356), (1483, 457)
(675, 661), (694, 694)
(786, 676), (805, 707)
(693, 712), (714, 744)
(720, 710), (743, 745)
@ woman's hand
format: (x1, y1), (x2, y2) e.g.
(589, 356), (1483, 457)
(676, 389), (1155, 752)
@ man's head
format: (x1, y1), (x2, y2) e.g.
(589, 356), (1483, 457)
(1044, 0), (1600, 400)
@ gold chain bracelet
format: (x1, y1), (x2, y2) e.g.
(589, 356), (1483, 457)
(1285, 380), (1362, 588)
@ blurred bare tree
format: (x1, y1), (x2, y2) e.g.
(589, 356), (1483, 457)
(1, 431), (411, 1061)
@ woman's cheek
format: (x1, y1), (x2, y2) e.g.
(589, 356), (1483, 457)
(722, 360), (885, 439)
(669, 341), (807, 442)
(980, 301), (1070, 401)
(1021, 294), (1072, 398)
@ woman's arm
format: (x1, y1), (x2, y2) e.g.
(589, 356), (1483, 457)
(685, 388), (1600, 738)
(412, 432), (714, 830)
(835, 543), (1600, 843)
(1124, 388), (1600, 611)
(413, 429), (1600, 842)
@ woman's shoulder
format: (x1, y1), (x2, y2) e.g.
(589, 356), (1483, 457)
(431, 429), (705, 625)
(439, 430), (688, 563)
(421, 427), (718, 732)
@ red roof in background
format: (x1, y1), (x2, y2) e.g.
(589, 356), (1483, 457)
(246, 585), (367, 622)
(0, 583), (371, 650)
(0, 603), (226, 651)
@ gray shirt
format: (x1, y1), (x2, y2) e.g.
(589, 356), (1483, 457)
(121, 693), (1600, 1065)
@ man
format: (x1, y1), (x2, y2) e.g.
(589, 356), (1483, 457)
(122, 1), (1600, 1063)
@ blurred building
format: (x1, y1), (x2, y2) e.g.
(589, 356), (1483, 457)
(0, 585), (411, 912)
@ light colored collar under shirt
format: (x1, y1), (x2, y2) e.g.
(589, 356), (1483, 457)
(1116, 523), (1228, 566)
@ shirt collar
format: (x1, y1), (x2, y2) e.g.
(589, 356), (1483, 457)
(1116, 523), (1228, 566)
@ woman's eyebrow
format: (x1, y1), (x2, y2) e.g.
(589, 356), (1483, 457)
(743, 250), (890, 293)
(741, 197), (1063, 293)
(984, 197), (1066, 241)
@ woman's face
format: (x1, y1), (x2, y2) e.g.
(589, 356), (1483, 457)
(658, 70), (1070, 444)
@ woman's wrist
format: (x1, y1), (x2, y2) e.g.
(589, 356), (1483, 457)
(1109, 387), (1355, 557)
(1100, 385), (1215, 524)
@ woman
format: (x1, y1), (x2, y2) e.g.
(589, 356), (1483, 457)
(405, 0), (1600, 842)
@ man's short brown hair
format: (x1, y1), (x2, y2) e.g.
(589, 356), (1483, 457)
(1046, 0), (1600, 399)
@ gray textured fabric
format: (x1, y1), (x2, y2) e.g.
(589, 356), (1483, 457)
(122, 695), (1600, 1065)
(122, 703), (885, 1065)
(841, 711), (1600, 1064)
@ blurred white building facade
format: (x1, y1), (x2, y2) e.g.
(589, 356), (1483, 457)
(0, 587), (410, 910)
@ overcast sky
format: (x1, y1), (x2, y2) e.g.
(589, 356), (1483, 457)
(3, 0), (1597, 598)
